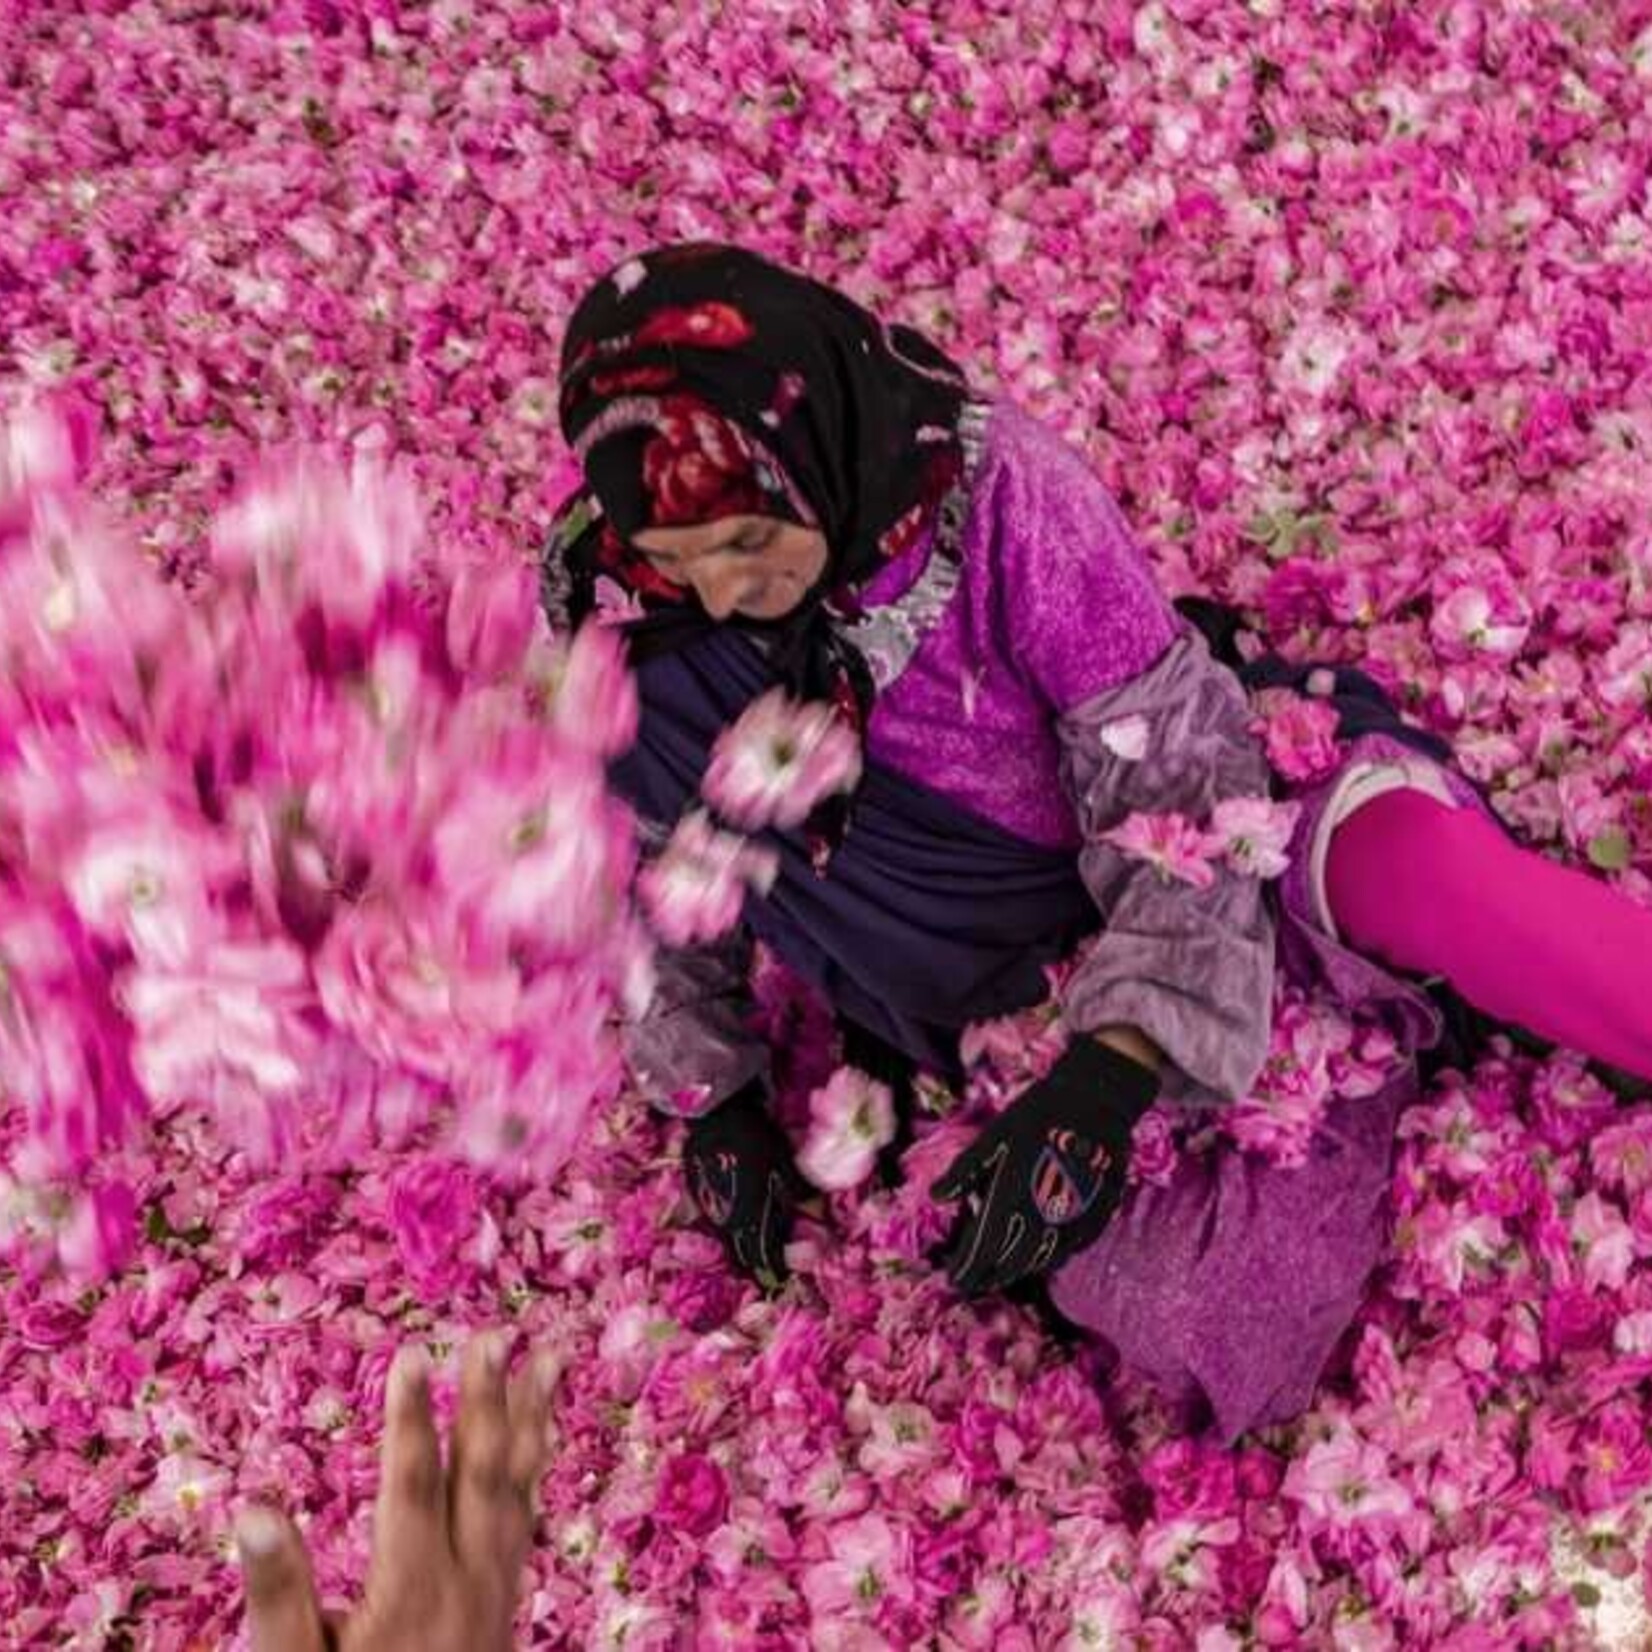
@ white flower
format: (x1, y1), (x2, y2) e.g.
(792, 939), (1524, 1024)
(1098, 715), (1150, 762)
(612, 257), (648, 296)
(797, 1067), (897, 1192)
(1277, 318), (1354, 399)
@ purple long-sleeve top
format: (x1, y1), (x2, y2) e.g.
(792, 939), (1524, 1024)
(629, 401), (1277, 1109)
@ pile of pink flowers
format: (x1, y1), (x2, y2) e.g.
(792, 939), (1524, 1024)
(0, 405), (646, 1280)
(5, 0), (1652, 1645)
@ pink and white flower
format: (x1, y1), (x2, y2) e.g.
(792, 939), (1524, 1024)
(703, 689), (863, 831)
(1203, 797), (1302, 879)
(1100, 811), (1218, 888)
(802, 1513), (915, 1622)
(123, 938), (317, 1158)
(1283, 1423), (1415, 1530)
(540, 621), (640, 759)
(797, 1067), (898, 1193)
(212, 454), (424, 629)
(636, 810), (778, 946)
(314, 903), (520, 1083)
(445, 553), (539, 681)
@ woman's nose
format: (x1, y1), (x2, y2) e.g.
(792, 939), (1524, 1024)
(691, 566), (743, 620)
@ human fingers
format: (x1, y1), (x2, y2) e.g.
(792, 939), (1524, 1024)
(450, 1333), (516, 1570)
(237, 1506), (327, 1652)
(505, 1346), (563, 1501)
(367, 1344), (447, 1598)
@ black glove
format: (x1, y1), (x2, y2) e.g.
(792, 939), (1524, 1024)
(931, 1039), (1158, 1298)
(683, 1082), (802, 1290)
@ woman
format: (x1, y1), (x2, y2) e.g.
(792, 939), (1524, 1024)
(545, 244), (1652, 1439)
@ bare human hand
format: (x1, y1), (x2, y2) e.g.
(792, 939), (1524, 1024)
(236, 1332), (559, 1652)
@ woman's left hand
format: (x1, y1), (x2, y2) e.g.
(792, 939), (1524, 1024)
(931, 1040), (1158, 1297)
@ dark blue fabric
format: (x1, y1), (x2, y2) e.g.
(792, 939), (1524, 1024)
(1173, 595), (1454, 764)
(1236, 655), (1454, 763)
(612, 628), (1097, 1077)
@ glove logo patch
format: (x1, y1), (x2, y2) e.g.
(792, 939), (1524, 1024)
(1032, 1129), (1109, 1226)
(688, 1147), (739, 1227)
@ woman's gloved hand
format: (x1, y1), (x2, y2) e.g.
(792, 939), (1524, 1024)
(684, 1081), (803, 1290)
(931, 1039), (1158, 1298)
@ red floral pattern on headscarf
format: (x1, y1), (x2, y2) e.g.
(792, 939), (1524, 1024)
(641, 399), (769, 527)
(589, 363), (676, 398)
(877, 446), (966, 562)
(634, 302), (755, 351)
(553, 245), (972, 850)
(594, 522), (685, 602)
(587, 397), (778, 606)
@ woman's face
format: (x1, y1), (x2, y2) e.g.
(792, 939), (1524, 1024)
(631, 515), (830, 621)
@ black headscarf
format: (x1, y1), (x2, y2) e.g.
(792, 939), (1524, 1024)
(549, 243), (971, 722)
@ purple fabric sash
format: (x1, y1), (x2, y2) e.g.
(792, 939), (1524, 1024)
(612, 628), (1097, 1074)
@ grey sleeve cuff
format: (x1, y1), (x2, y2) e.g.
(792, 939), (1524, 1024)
(625, 934), (770, 1118)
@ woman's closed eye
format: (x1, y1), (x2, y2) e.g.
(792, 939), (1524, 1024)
(729, 523), (776, 554)
(635, 522), (773, 570)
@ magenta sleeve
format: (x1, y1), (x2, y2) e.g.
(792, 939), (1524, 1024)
(982, 408), (1183, 713)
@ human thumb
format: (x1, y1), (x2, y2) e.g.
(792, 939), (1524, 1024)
(236, 1505), (327, 1652)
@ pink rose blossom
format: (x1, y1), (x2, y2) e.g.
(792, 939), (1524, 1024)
(314, 904), (519, 1082)
(1597, 626), (1652, 711)
(797, 1067), (897, 1193)
(541, 621), (640, 759)
(1276, 317), (1355, 399)
(654, 1452), (729, 1538)
(1571, 1191), (1635, 1292)
(1203, 796), (1303, 879)
(1128, 1108), (1180, 1187)
(450, 1018), (619, 1180)
(636, 810), (778, 946)
(592, 573), (648, 627)
(62, 805), (233, 966)
(382, 1156), (483, 1301)
(1283, 1424), (1414, 1529)
(123, 938), (316, 1157)
(212, 453), (423, 629)
(432, 757), (631, 961)
(1250, 689), (1343, 783)
(703, 689), (863, 831)
(445, 553), (538, 681)
(1100, 811), (1218, 888)
(0, 399), (86, 503)
(1430, 578), (1532, 662)
(803, 1513), (915, 1622)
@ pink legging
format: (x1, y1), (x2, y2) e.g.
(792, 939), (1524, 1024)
(1325, 788), (1652, 1083)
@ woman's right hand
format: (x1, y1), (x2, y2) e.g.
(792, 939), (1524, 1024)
(684, 1082), (803, 1289)
(238, 1332), (559, 1652)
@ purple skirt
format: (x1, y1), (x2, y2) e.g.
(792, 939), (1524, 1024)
(1045, 726), (1474, 1442)
(1049, 1073), (1408, 1441)
(1044, 609), (1471, 1440)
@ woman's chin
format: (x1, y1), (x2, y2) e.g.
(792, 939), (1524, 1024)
(738, 597), (806, 623)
